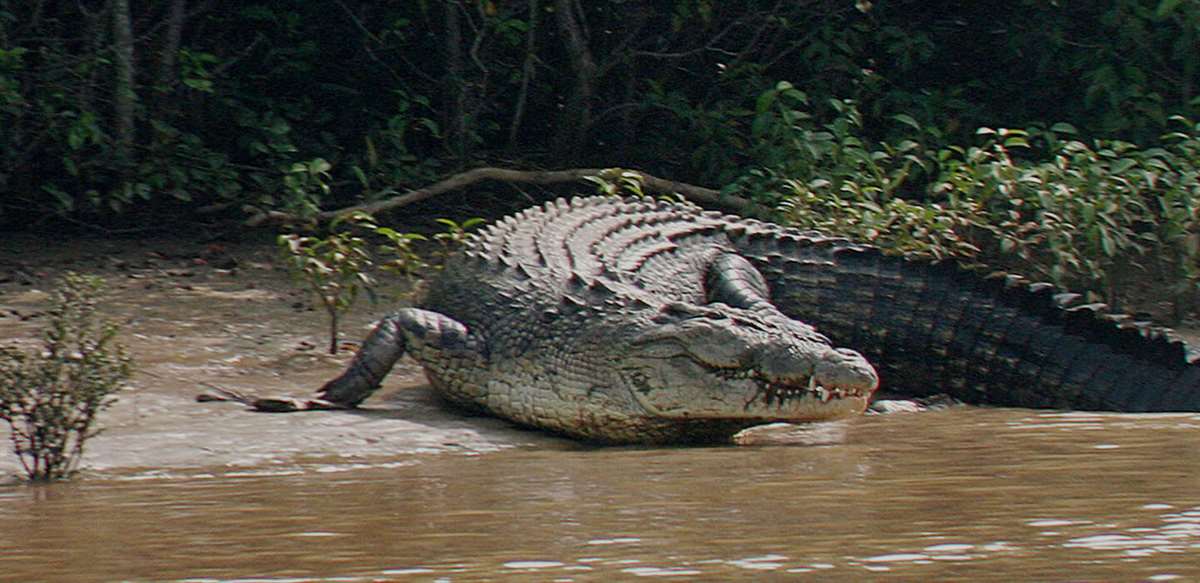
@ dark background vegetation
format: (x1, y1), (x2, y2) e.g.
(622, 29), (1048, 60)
(2, 1), (1199, 316)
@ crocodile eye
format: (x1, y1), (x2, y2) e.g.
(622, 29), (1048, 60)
(627, 371), (651, 391)
(653, 301), (724, 322)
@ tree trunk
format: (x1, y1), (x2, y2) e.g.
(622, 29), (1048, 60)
(79, 6), (106, 116)
(328, 309), (340, 355)
(553, 0), (597, 162)
(442, 0), (469, 163)
(507, 0), (538, 150)
(157, 0), (186, 92)
(111, 0), (137, 169)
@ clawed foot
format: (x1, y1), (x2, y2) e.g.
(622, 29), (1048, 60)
(315, 376), (372, 409)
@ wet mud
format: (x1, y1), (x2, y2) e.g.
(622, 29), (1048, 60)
(0, 234), (569, 478)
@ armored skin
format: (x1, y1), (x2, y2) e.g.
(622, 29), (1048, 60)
(318, 196), (1200, 443)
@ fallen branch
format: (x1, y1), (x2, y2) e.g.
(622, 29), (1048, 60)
(195, 381), (347, 413)
(245, 166), (767, 226)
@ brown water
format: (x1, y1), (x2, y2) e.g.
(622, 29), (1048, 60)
(2, 236), (1200, 581)
(2, 410), (1199, 581)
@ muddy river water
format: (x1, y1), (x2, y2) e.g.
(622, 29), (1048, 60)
(1, 236), (1199, 581)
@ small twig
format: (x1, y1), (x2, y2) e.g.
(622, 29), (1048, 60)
(195, 381), (256, 405)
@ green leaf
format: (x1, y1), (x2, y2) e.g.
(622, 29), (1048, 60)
(419, 118), (440, 136)
(1050, 122), (1078, 134)
(182, 78), (214, 93)
(755, 89), (777, 115)
(1100, 229), (1116, 256)
(781, 88), (808, 104)
(1155, 0), (1184, 18)
(42, 184), (74, 212)
(308, 158), (331, 173)
(270, 118), (290, 135)
(893, 114), (921, 131)
(1110, 158), (1137, 174)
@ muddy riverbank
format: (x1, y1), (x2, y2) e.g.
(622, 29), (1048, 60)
(0, 234), (573, 479)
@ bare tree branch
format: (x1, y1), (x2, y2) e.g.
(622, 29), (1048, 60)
(244, 167), (767, 226)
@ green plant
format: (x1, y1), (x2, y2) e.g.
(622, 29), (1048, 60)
(585, 169), (651, 198)
(729, 85), (934, 211)
(1149, 116), (1200, 317)
(0, 273), (132, 481)
(280, 157), (332, 219)
(927, 127), (1170, 307)
(779, 181), (984, 261)
(351, 89), (444, 202)
(278, 213), (377, 354)
(431, 217), (485, 261)
(761, 96), (1200, 318)
(370, 223), (430, 279)
(279, 210), (488, 352)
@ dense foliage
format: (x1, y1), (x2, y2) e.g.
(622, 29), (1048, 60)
(2, 1), (1198, 312)
(743, 89), (1200, 315)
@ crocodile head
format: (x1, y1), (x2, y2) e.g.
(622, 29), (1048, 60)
(620, 302), (878, 428)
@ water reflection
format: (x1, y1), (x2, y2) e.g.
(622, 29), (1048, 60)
(0, 409), (1198, 581)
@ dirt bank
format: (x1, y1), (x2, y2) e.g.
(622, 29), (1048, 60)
(0, 234), (569, 479)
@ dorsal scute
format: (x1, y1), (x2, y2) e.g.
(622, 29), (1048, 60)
(911, 262), (1196, 369)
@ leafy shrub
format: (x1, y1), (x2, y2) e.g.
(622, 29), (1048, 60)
(278, 214), (379, 355)
(0, 274), (132, 481)
(743, 84), (1200, 317)
(278, 212), (482, 353)
(927, 121), (1200, 311)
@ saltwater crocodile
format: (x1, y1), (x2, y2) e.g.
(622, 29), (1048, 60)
(296, 195), (1199, 443)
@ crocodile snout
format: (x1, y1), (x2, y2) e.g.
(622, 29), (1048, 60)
(814, 347), (879, 396)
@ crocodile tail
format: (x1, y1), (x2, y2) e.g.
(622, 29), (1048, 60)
(734, 232), (1199, 412)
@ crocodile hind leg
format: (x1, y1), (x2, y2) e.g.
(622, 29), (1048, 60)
(319, 308), (485, 407)
(704, 253), (775, 312)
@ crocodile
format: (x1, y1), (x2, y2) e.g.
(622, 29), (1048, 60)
(307, 195), (1199, 443)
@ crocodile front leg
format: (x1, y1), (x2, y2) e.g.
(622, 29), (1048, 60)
(319, 308), (485, 407)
